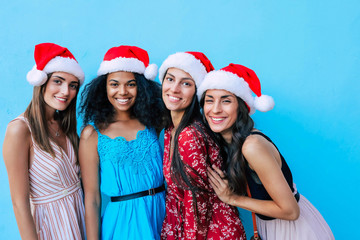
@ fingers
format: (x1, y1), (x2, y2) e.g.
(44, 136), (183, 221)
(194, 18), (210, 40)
(207, 167), (220, 188)
(212, 165), (225, 179)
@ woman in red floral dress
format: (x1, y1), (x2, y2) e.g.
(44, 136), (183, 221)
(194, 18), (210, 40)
(159, 52), (246, 240)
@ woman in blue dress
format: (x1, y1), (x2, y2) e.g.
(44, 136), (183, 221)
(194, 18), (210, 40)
(79, 45), (165, 240)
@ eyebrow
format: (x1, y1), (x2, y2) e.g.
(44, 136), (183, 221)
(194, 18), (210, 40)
(109, 79), (136, 83)
(205, 94), (234, 99)
(166, 72), (194, 81)
(221, 95), (233, 99)
(52, 75), (65, 80)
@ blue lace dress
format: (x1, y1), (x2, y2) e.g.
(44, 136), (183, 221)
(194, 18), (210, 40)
(92, 124), (166, 240)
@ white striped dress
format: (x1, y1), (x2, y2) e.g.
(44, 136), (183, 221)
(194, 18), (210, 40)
(18, 116), (85, 239)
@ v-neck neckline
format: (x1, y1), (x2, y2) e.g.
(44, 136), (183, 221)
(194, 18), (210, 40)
(50, 136), (70, 160)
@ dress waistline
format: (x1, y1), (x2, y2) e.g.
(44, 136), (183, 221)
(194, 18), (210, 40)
(30, 181), (81, 205)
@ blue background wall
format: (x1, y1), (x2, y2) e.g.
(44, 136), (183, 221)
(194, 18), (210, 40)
(1, 1), (359, 239)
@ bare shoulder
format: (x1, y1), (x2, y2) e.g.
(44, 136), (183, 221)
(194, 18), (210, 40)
(5, 118), (31, 139)
(242, 133), (274, 159)
(80, 125), (98, 141)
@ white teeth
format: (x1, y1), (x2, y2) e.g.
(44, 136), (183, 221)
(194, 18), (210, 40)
(211, 117), (225, 121)
(116, 98), (130, 103)
(55, 97), (67, 102)
(169, 96), (180, 100)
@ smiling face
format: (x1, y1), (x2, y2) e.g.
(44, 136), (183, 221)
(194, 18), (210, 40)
(162, 67), (196, 116)
(106, 71), (137, 116)
(43, 72), (79, 112)
(203, 89), (239, 142)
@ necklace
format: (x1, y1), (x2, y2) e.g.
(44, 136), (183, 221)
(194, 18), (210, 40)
(48, 121), (60, 137)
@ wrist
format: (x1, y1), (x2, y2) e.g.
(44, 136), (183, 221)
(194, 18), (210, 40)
(228, 194), (236, 206)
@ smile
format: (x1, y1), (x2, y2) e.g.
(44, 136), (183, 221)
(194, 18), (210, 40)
(210, 117), (226, 123)
(116, 98), (131, 104)
(54, 96), (67, 103)
(168, 95), (181, 102)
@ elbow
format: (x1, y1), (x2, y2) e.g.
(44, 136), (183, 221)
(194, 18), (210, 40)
(84, 193), (101, 210)
(285, 204), (300, 220)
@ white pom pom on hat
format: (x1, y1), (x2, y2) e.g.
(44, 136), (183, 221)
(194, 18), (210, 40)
(26, 66), (48, 86)
(27, 43), (85, 86)
(254, 95), (275, 112)
(144, 63), (158, 81)
(198, 63), (274, 115)
(97, 45), (158, 80)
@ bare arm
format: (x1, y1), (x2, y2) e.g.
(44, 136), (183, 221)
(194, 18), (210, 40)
(3, 119), (38, 239)
(208, 135), (300, 220)
(79, 125), (101, 240)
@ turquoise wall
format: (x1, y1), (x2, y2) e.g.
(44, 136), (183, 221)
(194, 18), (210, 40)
(1, 1), (359, 239)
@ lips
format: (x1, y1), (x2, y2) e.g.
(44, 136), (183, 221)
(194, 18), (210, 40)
(54, 96), (67, 103)
(209, 116), (227, 124)
(116, 98), (131, 104)
(168, 95), (181, 103)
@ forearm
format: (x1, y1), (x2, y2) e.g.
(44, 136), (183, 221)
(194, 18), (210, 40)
(12, 200), (38, 240)
(230, 195), (299, 220)
(84, 198), (101, 240)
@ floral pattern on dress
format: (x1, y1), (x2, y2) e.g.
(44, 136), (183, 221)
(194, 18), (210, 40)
(161, 120), (246, 240)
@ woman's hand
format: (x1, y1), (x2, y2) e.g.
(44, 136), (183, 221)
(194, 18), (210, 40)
(207, 165), (236, 205)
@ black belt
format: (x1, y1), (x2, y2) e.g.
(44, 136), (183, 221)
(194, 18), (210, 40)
(111, 184), (165, 202)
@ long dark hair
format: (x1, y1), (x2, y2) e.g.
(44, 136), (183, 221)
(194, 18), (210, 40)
(163, 83), (214, 220)
(24, 73), (80, 158)
(79, 73), (164, 131)
(200, 93), (254, 196)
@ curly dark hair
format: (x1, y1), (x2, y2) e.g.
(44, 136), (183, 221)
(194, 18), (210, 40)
(200, 93), (254, 196)
(79, 73), (165, 131)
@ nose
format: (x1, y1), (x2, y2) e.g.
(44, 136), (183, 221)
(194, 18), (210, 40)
(212, 101), (222, 113)
(119, 85), (128, 95)
(61, 83), (70, 96)
(170, 82), (180, 93)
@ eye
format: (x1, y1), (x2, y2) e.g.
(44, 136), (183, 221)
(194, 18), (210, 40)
(53, 79), (61, 84)
(204, 99), (213, 103)
(110, 82), (119, 87)
(182, 81), (192, 87)
(127, 82), (137, 87)
(165, 77), (173, 82)
(70, 84), (78, 90)
(222, 99), (231, 103)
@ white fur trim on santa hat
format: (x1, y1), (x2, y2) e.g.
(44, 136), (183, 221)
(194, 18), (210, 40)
(158, 52), (207, 86)
(144, 63), (158, 80)
(27, 56), (85, 86)
(26, 66), (48, 86)
(197, 70), (257, 114)
(97, 57), (146, 77)
(254, 95), (275, 112)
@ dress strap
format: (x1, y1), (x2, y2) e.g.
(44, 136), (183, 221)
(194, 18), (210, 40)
(10, 116), (31, 132)
(89, 122), (101, 134)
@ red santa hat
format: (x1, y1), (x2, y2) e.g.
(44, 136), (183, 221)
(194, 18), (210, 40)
(97, 45), (157, 80)
(198, 63), (275, 115)
(26, 43), (85, 86)
(158, 51), (214, 86)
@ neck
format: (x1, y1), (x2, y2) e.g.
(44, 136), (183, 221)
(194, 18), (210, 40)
(170, 110), (184, 129)
(222, 132), (232, 144)
(44, 106), (56, 122)
(114, 111), (133, 122)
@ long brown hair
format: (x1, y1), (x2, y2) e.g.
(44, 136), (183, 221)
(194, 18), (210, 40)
(24, 74), (79, 158)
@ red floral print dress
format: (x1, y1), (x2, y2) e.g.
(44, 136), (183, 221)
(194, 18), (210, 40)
(161, 120), (246, 240)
